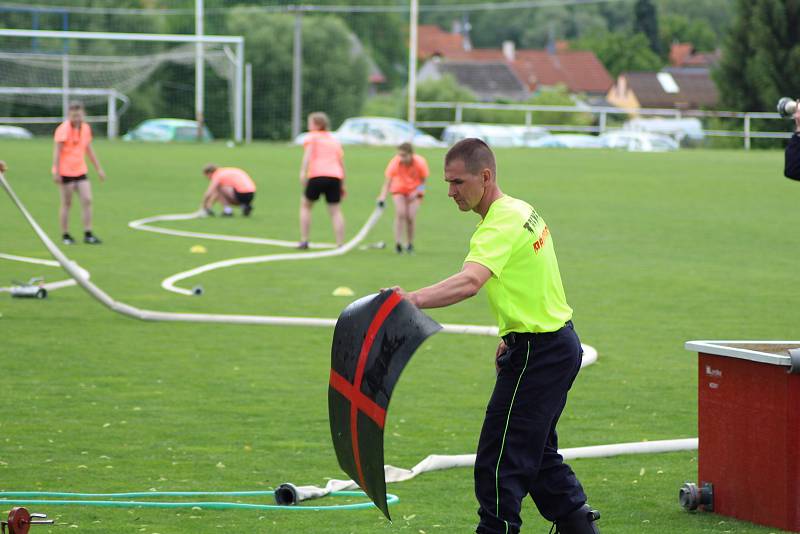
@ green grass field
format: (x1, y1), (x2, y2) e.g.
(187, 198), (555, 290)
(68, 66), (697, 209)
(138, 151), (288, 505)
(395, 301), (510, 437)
(1, 139), (798, 533)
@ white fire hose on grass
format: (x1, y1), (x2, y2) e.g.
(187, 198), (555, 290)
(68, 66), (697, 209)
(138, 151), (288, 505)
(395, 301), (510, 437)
(1, 170), (696, 506)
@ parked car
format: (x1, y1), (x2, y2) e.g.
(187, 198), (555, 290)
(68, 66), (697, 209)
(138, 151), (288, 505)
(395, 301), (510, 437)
(599, 130), (679, 152)
(123, 119), (213, 142)
(623, 117), (704, 143)
(442, 123), (549, 148)
(0, 125), (33, 139)
(293, 117), (444, 147)
(528, 134), (605, 149)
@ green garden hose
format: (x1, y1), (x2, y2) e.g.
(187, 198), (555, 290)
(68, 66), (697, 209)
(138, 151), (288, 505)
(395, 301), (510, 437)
(0, 490), (398, 512)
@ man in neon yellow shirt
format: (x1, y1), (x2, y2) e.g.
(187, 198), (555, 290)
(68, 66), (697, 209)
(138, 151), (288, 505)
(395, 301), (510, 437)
(390, 139), (599, 533)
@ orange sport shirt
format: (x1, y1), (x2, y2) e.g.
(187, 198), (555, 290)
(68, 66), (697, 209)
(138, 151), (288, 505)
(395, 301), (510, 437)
(304, 131), (344, 179)
(211, 167), (256, 193)
(54, 121), (92, 177)
(385, 154), (429, 195)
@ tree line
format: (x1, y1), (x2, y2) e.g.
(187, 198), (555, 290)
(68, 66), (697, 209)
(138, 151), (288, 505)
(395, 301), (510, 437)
(1, 0), (797, 138)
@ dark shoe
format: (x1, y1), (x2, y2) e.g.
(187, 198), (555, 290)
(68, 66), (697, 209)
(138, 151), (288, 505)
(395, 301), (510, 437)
(242, 204), (253, 217)
(406, 243), (414, 254)
(298, 241), (309, 250)
(552, 505), (600, 534)
(84, 232), (102, 245)
(62, 233), (75, 245)
(395, 243), (403, 254)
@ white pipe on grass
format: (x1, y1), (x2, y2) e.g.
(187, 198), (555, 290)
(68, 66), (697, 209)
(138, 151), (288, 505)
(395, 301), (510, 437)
(2, 172), (599, 363)
(159, 207), (383, 295)
(0, 253), (91, 293)
(128, 211), (336, 249)
(278, 438), (698, 504)
(2, 170), (611, 506)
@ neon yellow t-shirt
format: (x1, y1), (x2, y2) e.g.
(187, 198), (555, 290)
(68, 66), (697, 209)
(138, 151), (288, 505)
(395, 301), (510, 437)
(464, 195), (572, 336)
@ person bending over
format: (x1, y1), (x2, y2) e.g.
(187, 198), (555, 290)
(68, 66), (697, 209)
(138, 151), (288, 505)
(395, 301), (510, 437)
(201, 164), (256, 217)
(378, 142), (429, 254)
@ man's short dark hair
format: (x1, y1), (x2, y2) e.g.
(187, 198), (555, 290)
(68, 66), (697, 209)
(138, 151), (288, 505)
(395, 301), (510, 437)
(445, 138), (496, 175)
(68, 101), (84, 111)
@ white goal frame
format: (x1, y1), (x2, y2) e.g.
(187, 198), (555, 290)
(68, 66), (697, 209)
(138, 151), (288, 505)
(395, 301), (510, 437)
(0, 28), (245, 142)
(0, 87), (128, 138)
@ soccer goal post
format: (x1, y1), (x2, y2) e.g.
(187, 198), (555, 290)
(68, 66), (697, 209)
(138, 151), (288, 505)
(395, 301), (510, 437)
(0, 87), (127, 138)
(0, 28), (245, 142)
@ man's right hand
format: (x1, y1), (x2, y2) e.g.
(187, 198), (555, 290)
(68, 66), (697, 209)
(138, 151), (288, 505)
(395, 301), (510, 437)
(495, 340), (508, 374)
(52, 172), (61, 184)
(0, 160), (6, 174)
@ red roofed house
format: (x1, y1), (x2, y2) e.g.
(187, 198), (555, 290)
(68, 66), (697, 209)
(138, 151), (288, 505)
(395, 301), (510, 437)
(606, 42), (721, 112)
(418, 24), (471, 59)
(669, 42), (721, 69)
(416, 25), (613, 100)
(507, 45), (614, 96)
(607, 69), (719, 111)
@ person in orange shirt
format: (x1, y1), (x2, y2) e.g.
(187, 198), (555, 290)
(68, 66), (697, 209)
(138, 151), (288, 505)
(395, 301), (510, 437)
(298, 112), (345, 249)
(377, 142), (429, 254)
(200, 164), (257, 217)
(52, 101), (106, 245)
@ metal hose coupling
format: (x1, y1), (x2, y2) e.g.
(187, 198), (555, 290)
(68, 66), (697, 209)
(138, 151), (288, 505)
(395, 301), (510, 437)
(274, 483), (299, 506)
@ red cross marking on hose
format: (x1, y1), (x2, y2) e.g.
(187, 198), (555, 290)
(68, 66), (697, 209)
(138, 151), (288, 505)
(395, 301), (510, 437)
(328, 291), (402, 493)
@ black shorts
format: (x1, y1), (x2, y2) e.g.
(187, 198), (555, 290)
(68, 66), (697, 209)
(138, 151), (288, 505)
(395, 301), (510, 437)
(61, 175), (87, 184)
(234, 191), (254, 205)
(304, 177), (342, 204)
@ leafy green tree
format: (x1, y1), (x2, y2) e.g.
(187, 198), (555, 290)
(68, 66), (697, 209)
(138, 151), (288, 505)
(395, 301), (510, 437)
(414, 74), (477, 135)
(659, 14), (717, 54)
(423, 3), (632, 49)
(657, 0), (734, 38)
(714, 0), (800, 112)
(524, 85), (593, 126)
(362, 88), (406, 119)
(634, 0), (661, 55)
(573, 32), (663, 77)
(461, 85), (593, 126)
(204, 0), (407, 88)
(227, 8), (368, 140)
(417, 74), (476, 102)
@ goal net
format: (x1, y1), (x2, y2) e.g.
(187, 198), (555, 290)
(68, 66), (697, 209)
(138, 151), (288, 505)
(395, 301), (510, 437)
(0, 31), (242, 139)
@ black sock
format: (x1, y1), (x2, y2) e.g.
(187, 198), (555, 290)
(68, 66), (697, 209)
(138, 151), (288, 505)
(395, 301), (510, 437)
(84, 230), (93, 237)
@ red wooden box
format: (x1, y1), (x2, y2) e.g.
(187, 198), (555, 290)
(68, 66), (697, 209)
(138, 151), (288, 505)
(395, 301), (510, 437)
(685, 341), (800, 532)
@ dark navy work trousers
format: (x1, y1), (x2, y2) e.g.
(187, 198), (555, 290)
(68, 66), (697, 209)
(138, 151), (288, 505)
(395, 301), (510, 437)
(475, 322), (587, 534)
